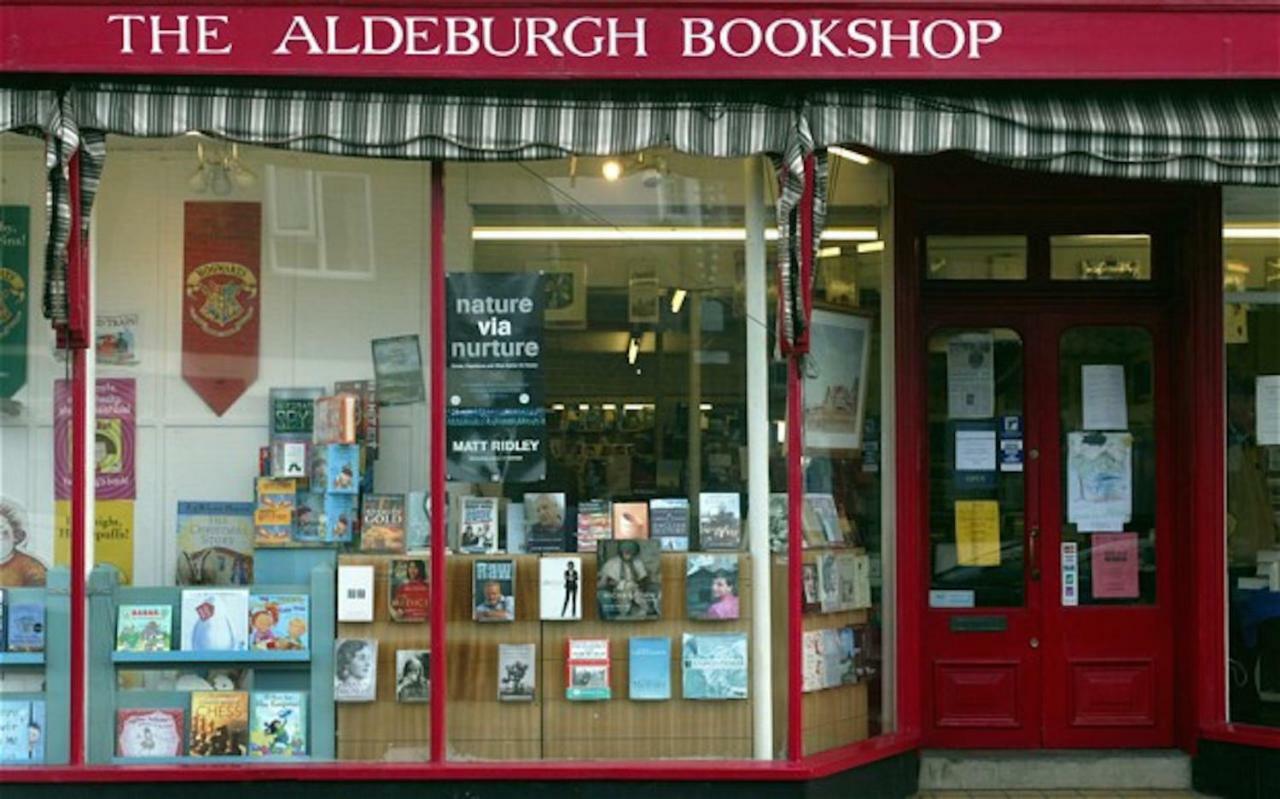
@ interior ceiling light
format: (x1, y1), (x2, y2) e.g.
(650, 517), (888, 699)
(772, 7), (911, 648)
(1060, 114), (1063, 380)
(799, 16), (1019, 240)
(856, 240), (886, 253)
(626, 335), (640, 365)
(601, 159), (624, 182)
(670, 289), (688, 313)
(828, 145), (872, 165)
(1224, 226), (1280, 240)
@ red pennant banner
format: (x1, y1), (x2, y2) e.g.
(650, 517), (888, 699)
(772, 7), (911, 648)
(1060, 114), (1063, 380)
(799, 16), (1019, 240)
(182, 202), (261, 416)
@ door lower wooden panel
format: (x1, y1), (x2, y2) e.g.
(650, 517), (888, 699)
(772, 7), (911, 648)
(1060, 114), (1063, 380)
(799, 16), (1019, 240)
(1068, 659), (1156, 728)
(933, 660), (1024, 728)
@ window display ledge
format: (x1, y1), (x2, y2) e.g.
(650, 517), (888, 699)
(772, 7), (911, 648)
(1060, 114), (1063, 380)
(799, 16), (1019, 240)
(0, 652), (44, 666)
(110, 651), (310, 665)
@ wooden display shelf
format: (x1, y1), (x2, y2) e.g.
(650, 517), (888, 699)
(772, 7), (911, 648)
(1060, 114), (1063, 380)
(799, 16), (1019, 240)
(0, 652), (45, 666)
(111, 650), (310, 665)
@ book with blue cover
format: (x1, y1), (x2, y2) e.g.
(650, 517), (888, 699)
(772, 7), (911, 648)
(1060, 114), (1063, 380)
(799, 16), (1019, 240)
(249, 691), (307, 757)
(5, 603), (43, 652)
(294, 491), (327, 544)
(0, 699), (43, 762)
(311, 443), (361, 495)
(628, 636), (671, 700)
(323, 493), (358, 543)
(681, 632), (748, 700)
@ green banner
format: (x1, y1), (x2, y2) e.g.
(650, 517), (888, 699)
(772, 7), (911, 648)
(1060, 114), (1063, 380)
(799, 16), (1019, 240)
(0, 206), (29, 398)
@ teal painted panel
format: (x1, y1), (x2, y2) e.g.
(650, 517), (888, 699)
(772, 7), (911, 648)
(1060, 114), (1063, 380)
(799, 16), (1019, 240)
(111, 650), (310, 665)
(309, 560), (335, 760)
(0, 653), (43, 666)
(42, 568), (70, 765)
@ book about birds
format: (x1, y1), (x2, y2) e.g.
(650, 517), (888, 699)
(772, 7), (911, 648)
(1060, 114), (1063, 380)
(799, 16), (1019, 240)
(189, 691), (249, 756)
(539, 556), (582, 621)
(681, 632), (748, 700)
(565, 638), (611, 701)
(116, 708), (184, 758)
(628, 636), (671, 700)
(361, 493), (406, 552)
(5, 603), (43, 652)
(268, 386), (322, 443)
(311, 443), (361, 495)
(459, 496), (499, 554)
(115, 604), (173, 652)
(334, 638), (378, 702)
(596, 539), (662, 621)
(574, 499), (611, 553)
(388, 558), (430, 623)
(523, 492), (566, 553)
(249, 691), (307, 757)
(395, 650), (430, 702)
(313, 393), (359, 445)
(497, 642), (536, 702)
(248, 594), (309, 651)
(685, 554), (740, 621)
(611, 501), (649, 540)
(176, 501), (255, 585)
(473, 559), (516, 622)
(698, 492), (742, 550)
(254, 477), (297, 548)
(180, 588), (249, 652)
(649, 498), (690, 551)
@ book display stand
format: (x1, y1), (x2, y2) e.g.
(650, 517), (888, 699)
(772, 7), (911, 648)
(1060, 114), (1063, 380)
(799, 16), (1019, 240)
(0, 568), (70, 765)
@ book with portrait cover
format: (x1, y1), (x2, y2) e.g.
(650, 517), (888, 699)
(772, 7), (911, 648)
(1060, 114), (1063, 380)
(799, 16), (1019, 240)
(574, 499), (611, 553)
(681, 632), (748, 700)
(801, 563), (821, 613)
(313, 393), (359, 445)
(698, 493), (742, 550)
(176, 501), (255, 585)
(254, 477), (297, 548)
(388, 558), (430, 622)
(116, 708), (184, 758)
(395, 650), (430, 703)
(649, 498), (690, 551)
(539, 556), (582, 621)
(473, 559), (516, 622)
(180, 588), (249, 652)
(333, 379), (380, 455)
(686, 554), (740, 621)
(189, 691), (249, 757)
(565, 638), (611, 701)
(524, 492), (567, 553)
(611, 502), (649, 540)
(115, 604), (172, 652)
(801, 630), (825, 692)
(249, 691), (307, 757)
(459, 496), (499, 554)
(628, 636), (671, 700)
(334, 638), (378, 702)
(596, 539), (662, 621)
(497, 643), (536, 702)
(269, 387), (322, 443)
(361, 493), (406, 552)
(248, 594), (309, 651)
(6, 603), (43, 652)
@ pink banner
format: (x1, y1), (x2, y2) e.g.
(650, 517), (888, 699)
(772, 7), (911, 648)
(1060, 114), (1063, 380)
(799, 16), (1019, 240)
(55, 378), (137, 501)
(1091, 532), (1139, 600)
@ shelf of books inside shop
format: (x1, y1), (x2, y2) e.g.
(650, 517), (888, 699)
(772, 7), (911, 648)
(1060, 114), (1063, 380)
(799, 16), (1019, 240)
(86, 551), (335, 764)
(0, 569), (70, 765)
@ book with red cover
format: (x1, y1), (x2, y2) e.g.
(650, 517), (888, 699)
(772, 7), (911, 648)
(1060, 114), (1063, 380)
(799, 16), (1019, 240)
(313, 394), (358, 445)
(565, 638), (611, 700)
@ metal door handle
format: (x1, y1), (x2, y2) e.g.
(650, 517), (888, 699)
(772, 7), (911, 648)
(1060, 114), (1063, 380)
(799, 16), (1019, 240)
(1029, 525), (1041, 581)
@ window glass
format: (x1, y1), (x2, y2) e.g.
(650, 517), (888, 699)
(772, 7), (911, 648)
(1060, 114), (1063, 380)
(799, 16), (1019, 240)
(1050, 234), (1152, 281)
(925, 235), (1027, 280)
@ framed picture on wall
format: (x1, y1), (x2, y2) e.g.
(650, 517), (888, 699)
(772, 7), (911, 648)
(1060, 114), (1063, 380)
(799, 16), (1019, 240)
(803, 308), (872, 452)
(535, 262), (588, 329)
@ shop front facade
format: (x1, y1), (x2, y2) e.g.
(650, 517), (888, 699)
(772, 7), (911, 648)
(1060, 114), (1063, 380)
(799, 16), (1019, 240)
(0, 3), (1277, 798)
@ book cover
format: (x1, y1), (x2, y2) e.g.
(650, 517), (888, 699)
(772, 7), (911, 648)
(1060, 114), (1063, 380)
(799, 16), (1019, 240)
(337, 565), (375, 622)
(686, 554), (740, 621)
(596, 539), (662, 621)
(574, 499), (611, 553)
(310, 443), (361, 495)
(254, 477), (297, 548)
(836, 553), (857, 611)
(313, 393), (359, 445)
(5, 603), (44, 652)
(473, 559), (516, 622)
(497, 643), (536, 702)
(698, 493), (742, 550)
(800, 495), (832, 549)
(565, 638), (611, 701)
(248, 594), (309, 651)
(294, 491), (327, 544)
(334, 638), (378, 702)
(323, 493), (358, 543)
(801, 630), (825, 692)
(180, 589), (249, 652)
(852, 553), (872, 609)
(838, 626), (860, 685)
(116, 708), (184, 758)
(505, 501), (525, 554)
(269, 387), (322, 443)
(0, 588), (6, 652)
(681, 633), (748, 700)
(189, 691), (249, 756)
(459, 496), (499, 554)
(768, 493), (789, 553)
(817, 554), (841, 613)
(395, 650), (430, 702)
(808, 493), (844, 546)
(611, 502), (649, 540)
(405, 491), (429, 551)
(539, 556), (582, 621)
(388, 558), (430, 623)
(649, 498), (690, 552)
(333, 379), (380, 454)
(628, 636), (671, 700)
(361, 493), (406, 552)
(176, 501), (255, 585)
(0, 700), (41, 762)
(524, 492), (566, 553)
(249, 691), (307, 757)
(115, 604), (173, 652)
(821, 628), (843, 688)
(801, 563), (820, 613)
(269, 440), (309, 481)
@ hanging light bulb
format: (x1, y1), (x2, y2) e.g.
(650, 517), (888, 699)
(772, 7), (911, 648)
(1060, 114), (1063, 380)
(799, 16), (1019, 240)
(602, 159), (623, 182)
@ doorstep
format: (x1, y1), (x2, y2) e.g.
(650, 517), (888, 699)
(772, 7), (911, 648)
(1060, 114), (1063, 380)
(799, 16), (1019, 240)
(918, 750), (1193, 792)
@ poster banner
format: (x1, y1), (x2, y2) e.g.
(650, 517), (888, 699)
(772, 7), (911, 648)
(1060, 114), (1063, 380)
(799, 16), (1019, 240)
(55, 378), (137, 500)
(445, 272), (546, 483)
(0, 206), (30, 398)
(55, 499), (135, 584)
(182, 202), (261, 416)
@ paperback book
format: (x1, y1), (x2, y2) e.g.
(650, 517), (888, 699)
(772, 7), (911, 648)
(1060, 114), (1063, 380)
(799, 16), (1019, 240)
(249, 691), (307, 757)
(248, 594), (309, 651)
(801, 630), (825, 692)
(808, 493), (844, 546)
(254, 477), (297, 548)
(115, 604), (173, 652)
(269, 440), (309, 481)
(839, 626), (861, 685)
(333, 379), (380, 455)
(388, 558), (430, 623)
(524, 492), (567, 553)
(294, 491), (327, 543)
(801, 563), (821, 613)
(0, 700), (44, 762)
(405, 491), (429, 551)
(337, 565), (374, 622)
(628, 636), (672, 700)
(505, 501), (525, 554)
(565, 638), (611, 701)
(497, 643), (536, 701)
(649, 498), (690, 552)
(116, 708), (184, 757)
(611, 502), (649, 540)
(5, 603), (44, 652)
(268, 387), (322, 443)
(473, 559), (516, 622)
(180, 589), (249, 652)
(686, 554), (740, 620)
(459, 496), (499, 554)
(395, 650), (430, 702)
(334, 638), (378, 702)
(698, 493), (742, 550)
(313, 393), (359, 445)
(539, 556), (582, 621)
(176, 501), (255, 585)
(768, 493), (789, 553)
(681, 632), (748, 700)
(311, 443), (361, 495)
(852, 553), (872, 609)
(817, 554), (841, 613)
(837, 552), (858, 611)
(189, 691), (249, 756)
(361, 493), (406, 552)
(596, 539), (662, 621)
(574, 499), (611, 553)
(323, 494), (358, 543)
(822, 628), (843, 688)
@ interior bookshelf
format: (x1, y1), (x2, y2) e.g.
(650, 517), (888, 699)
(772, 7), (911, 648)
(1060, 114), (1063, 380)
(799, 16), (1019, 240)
(0, 568), (70, 765)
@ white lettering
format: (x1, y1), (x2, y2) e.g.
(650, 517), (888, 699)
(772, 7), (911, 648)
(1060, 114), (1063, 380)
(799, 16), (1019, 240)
(274, 16), (323, 55)
(881, 19), (922, 59)
(525, 17), (563, 57)
(363, 16), (405, 56)
(196, 15), (232, 55)
(809, 19), (843, 58)
(721, 18), (762, 59)
(480, 17), (522, 57)
(608, 17), (647, 57)
(447, 17), (480, 56)
(968, 20), (1002, 59)
(325, 15), (360, 55)
(107, 14), (146, 55)
(682, 17), (716, 57)
(405, 17), (441, 56)
(846, 19), (877, 58)
(149, 14), (191, 55)
(564, 17), (604, 58)
(764, 19), (806, 58)
(923, 20), (965, 60)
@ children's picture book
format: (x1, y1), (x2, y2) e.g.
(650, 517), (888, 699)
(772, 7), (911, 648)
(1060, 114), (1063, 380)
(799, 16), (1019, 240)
(817, 553), (841, 613)
(649, 498), (690, 551)
(337, 565), (374, 622)
(473, 559), (516, 622)
(596, 539), (662, 621)
(248, 594), (309, 651)
(388, 558), (430, 623)
(611, 502), (649, 540)
(698, 492), (742, 550)
(324, 493), (358, 543)
(837, 552), (858, 611)
(180, 589), (249, 652)
(176, 501), (255, 585)
(801, 630), (825, 692)
(312, 443), (361, 495)
(628, 636), (672, 700)
(497, 642), (536, 701)
(115, 604), (173, 652)
(768, 493), (789, 553)
(269, 386), (322, 443)
(116, 708), (184, 758)
(395, 650), (430, 702)
(313, 393), (359, 445)
(334, 638), (378, 702)
(565, 638), (611, 701)
(361, 493), (406, 552)
(0, 700), (43, 762)
(334, 379), (380, 455)
(459, 496), (499, 554)
(686, 554), (740, 621)
(254, 477), (297, 548)
(5, 603), (44, 652)
(801, 563), (821, 613)
(294, 491), (327, 544)
(505, 501), (525, 554)
(249, 691), (307, 757)
(189, 691), (249, 756)
(540, 556), (582, 621)
(681, 632), (748, 700)
(574, 499), (611, 553)
(524, 492), (566, 553)
(269, 440), (309, 480)
(405, 490), (429, 551)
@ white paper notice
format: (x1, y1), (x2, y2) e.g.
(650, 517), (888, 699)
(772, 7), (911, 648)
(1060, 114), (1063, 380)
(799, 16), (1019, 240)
(1066, 431), (1133, 531)
(955, 429), (998, 472)
(1061, 542), (1079, 607)
(947, 333), (995, 419)
(1082, 365), (1128, 431)
(1257, 375), (1280, 446)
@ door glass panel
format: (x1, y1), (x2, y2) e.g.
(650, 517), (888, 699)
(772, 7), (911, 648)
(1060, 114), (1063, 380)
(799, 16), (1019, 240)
(928, 328), (1026, 607)
(1058, 327), (1157, 605)
(1051, 234), (1153, 281)
(926, 236), (1027, 281)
